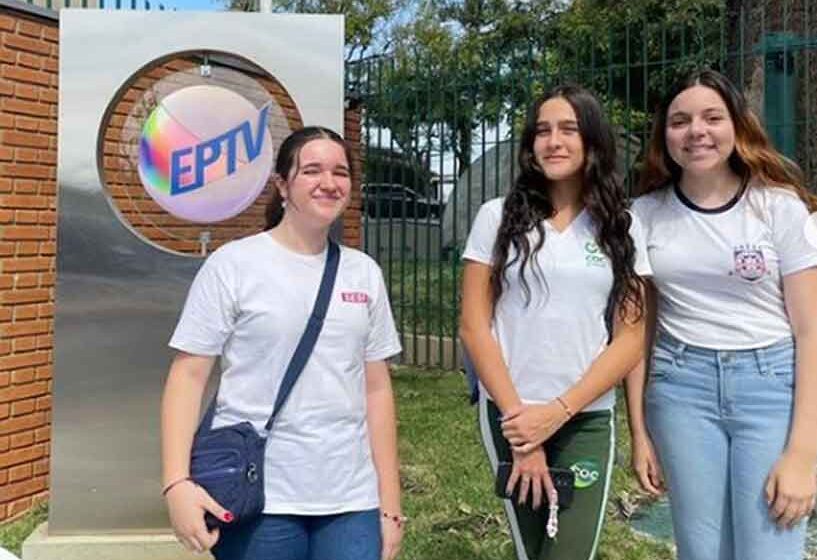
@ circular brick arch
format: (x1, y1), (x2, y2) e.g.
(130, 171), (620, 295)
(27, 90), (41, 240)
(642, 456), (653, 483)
(99, 52), (303, 257)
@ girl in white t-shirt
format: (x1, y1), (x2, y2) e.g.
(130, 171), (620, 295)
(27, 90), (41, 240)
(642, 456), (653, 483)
(460, 85), (650, 560)
(627, 69), (817, 560)
(160, 127), (404, 560)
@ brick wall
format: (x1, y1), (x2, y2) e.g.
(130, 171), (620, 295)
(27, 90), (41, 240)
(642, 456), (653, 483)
(0, 2), (364, 524)
(0, 3), (57, 523)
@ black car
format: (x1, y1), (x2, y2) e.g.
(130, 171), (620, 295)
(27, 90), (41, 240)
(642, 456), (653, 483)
(362, 183), (442, 219)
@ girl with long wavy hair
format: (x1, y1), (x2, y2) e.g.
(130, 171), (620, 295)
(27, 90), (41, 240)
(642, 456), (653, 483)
(459, 85), (650, 560)
(626, 69), (817, 560)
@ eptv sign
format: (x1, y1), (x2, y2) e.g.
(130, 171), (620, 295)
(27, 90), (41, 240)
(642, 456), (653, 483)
(138, 85), (274, 223)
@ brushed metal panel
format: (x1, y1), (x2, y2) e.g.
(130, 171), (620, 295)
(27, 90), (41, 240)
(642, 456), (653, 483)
(54, 11), (343, 533)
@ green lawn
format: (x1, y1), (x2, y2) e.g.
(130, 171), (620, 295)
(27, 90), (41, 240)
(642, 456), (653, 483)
(1, 368), (675, 559)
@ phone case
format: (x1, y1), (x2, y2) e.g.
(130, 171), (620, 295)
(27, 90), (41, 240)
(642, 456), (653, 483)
(494, 462), (575, 508)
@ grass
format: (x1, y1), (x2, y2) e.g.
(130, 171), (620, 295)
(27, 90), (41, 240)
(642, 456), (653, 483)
(0, 501), (47, 557)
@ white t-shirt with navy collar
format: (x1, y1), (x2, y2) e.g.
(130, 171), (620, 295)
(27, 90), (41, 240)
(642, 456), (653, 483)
(462, 197), (652, 412)
(632, 184), (817, 350)
(169, 232), (401, 515)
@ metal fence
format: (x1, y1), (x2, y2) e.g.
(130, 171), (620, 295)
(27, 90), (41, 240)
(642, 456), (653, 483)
(347, 0), (817, 371)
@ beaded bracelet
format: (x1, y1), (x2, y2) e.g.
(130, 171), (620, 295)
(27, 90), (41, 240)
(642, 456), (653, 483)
(161, 476), (192, 497)
(555, 396), (574, 419)
(381, 510), (408, 529)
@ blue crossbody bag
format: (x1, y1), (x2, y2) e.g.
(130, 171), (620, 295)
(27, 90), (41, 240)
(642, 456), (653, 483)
(189, 241), (340, 530)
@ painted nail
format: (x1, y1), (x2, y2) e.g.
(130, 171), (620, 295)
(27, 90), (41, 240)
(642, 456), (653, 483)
(223, 511), (234, 523)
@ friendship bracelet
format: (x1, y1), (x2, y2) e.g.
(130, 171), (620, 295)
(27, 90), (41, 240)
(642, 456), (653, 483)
(162, 476), (192, 497)
(381, 510), (408, 529)
(555, 396), (574, 419)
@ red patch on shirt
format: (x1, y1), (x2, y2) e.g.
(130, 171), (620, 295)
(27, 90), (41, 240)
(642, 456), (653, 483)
(341, 291), (369, 303)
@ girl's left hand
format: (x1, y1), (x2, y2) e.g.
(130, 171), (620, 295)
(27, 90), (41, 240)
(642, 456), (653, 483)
(501, 402), (569, 452)
(381, 514), (403, 560)
(765, 449), (817, 529)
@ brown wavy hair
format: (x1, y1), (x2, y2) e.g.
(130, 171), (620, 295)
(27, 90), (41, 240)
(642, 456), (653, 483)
(638, 69), (817, 212)
(491, 85), (645, 322)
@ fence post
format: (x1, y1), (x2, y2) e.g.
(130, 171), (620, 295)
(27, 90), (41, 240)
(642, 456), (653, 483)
(762, 32), (798, 159)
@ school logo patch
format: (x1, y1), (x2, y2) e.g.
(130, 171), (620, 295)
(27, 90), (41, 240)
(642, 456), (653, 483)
(570, 460), (601, 489)
(584, 241), (606, 268)
(730, 245), (767, 282)
(341, 291), (369, 304)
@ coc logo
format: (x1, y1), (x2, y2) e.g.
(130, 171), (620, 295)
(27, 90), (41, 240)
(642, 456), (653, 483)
(138, 85), (274, 223)
(570, 460), (601, 489)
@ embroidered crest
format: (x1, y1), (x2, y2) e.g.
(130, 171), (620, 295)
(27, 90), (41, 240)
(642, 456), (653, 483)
(731, 245), (767, 282)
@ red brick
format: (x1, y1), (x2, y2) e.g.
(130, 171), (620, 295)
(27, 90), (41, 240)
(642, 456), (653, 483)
(8, 463), (32, 483)
(0, 412), (46, 436)
(0, 147), (11, 162)
(39, 89), (56, 104)
(0, 469), (7, 486)
(0, 49), (14, 67)
(41, 57), (56, 74)
(37, 120), (55, 134)
(0, 164), (52, 182)
(17, 52), (40, 70)
(0, 209), (11, 223)
(42, 26), (57, 43)
(37, 211), (54, 225)
(13, 180), (39, 194)
(0, 475), (47, 503)
(32, 458), (48, 476)
(15, 148), (38, 164)
(14, 209), (38, 224)
(0, 131), (48, 148)
(14, 273), (38, 289)
(35, 395), (50, 411)
(0, 225), (50, 240)
(0, 98), (45, 117)
(2, 320), (49, 337)
(9, 431), (34, 449)
(34, 426), (49, 442)
(39, 275), (54, 290)
(2, 34), (51, 56)
(8, 496), (33, 518)
(0, 15), (16, 32)
(15, 241), (38, 255)
(0, 351), (49, 373)
(0, 403), (8, 419)
(0, 114), (12, 129)
(11, 398), (35, 417)
(13, 335), (37, 351)
(17, 21), (42, 39)
(10, 368), (34, 385)
(0, 436), (8, 452)
(1, 256), (50, 272)
(0, 80), (12, 96)
(34, 365), (50, 380)
(0, 179), (10, 193)
(36, 334), (52, 349)
(13, 83), (37, 101)
(39, 242), (55, 256)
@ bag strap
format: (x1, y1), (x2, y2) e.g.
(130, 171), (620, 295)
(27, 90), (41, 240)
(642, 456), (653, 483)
(198, 241), (341, 434)
(264, 240), (340, 431)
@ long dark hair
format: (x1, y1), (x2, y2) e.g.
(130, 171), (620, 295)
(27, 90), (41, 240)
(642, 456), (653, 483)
(264, 126), (354, 229)
(639, 69), (817, 211)
(491, 85), (645, 321)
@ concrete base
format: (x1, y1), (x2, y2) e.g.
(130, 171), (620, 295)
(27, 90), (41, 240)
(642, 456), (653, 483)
(22, 523), (212, 560)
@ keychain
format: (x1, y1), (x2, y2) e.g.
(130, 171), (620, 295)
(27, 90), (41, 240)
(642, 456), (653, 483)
(546, 490), (559, 538)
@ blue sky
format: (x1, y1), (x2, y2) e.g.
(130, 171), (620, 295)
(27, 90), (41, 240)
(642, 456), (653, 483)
(159, 0), (222, 11)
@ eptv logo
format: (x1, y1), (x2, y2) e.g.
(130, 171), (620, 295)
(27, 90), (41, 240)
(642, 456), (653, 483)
(138, 85), (274, 223)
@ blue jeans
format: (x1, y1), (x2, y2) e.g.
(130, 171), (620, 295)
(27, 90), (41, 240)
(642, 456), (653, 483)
(211, 509), (381, 560)
(645, 331), (807, 560)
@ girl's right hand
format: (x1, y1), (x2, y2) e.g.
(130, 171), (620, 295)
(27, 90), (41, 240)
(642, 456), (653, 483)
(507, 447), (557, 510)
(164, 480), (232, 553)
(631, 433), (665, 496)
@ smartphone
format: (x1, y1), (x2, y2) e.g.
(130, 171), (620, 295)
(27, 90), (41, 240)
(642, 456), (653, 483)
(494, 462), (575, 508)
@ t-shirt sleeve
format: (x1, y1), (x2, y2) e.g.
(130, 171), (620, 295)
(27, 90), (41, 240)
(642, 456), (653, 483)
(168, 252), (238, 356)
(770, 191), (817, 276)
(462, 199), (502, 265)
(365, 264), (402, 362)
(628, 210), (653, 277)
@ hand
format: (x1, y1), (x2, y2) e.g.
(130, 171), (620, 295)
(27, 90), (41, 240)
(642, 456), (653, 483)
(765, 449), (817, 529)
(164, 479), (232, 553)
(501, 402), (568, 453)
(630, 433), (665, 496)
(380, 514), (403, 560)
(506, 447), (557, 510)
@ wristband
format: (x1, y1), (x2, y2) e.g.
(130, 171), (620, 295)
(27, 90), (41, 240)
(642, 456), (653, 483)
(381, 510), (408, 529)
(161, 476), (192, 497)
(555, 396), (574, 419)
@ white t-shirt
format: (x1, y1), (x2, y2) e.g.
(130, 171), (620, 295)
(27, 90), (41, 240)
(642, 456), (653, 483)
(169, 232), (401, 515)
(462, 197), (652, 411)
(632, 184), (817, 349)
